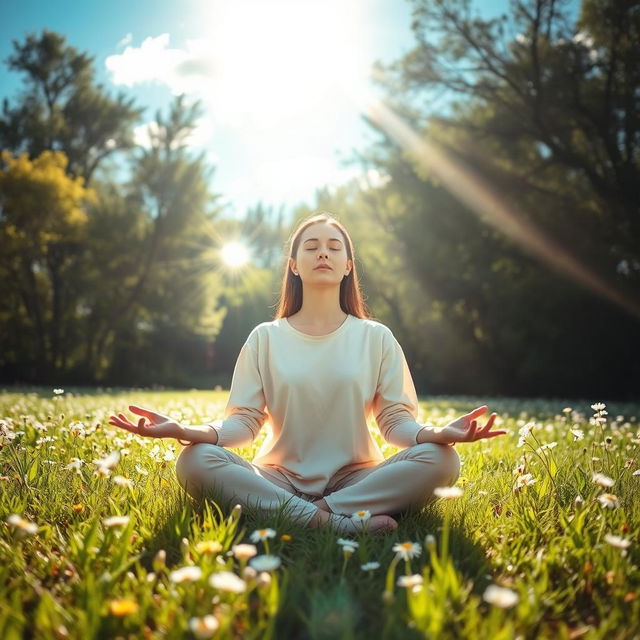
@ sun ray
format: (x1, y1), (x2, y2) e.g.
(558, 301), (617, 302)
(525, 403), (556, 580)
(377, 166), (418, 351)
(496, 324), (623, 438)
(340, 77), (640, 320)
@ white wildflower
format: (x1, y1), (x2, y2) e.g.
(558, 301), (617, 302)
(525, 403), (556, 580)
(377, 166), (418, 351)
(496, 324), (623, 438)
(483, 584), (519, 608)
(592, 473), (614, 488)
(604, 534), (631, 549)
(102, 515), (130, 528)
(433, 486), (463, 499)
(392, 541), (421, 561)
(169, 566), (202, 583)
(189, 615), (219, 639)
(209, 571), (246, 593)
(248, 555), (282, 572)
(249, 528), (276, 543)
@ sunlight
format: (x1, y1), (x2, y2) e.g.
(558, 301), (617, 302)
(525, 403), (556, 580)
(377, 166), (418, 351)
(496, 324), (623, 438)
(355, 82), (640, 321)
(221, 241), (250, 268)
(197, 1), (370, 128)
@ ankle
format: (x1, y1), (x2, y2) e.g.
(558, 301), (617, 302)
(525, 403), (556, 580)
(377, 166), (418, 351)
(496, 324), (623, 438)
(308, 507), (331, 528)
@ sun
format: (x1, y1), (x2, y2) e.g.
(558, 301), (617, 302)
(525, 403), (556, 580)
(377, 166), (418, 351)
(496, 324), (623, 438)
(196, 1), (373, 128)
(221, 242), (250, 268)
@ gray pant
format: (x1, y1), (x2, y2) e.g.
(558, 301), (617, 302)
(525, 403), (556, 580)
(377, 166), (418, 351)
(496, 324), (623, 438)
(175, 442), (461, 524)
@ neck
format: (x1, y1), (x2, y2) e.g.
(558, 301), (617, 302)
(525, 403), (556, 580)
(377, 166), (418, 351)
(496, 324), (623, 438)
(294, 287), (345, 324)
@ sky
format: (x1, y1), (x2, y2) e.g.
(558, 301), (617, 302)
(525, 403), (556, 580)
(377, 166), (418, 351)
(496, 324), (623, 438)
(0, 0), (510, 219)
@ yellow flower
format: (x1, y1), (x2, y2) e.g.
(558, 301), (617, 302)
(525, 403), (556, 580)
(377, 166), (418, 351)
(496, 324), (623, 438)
(108, 599), (138, 616)
(72, 504), (84, 513)
(280, 534), (292, 543)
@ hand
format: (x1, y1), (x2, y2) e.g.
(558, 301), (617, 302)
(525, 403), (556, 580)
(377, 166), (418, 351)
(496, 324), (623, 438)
(437, 405), (506, 445)
(108, 405), (181, 440)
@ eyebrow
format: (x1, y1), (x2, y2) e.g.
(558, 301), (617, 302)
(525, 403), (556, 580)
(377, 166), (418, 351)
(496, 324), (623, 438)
(303, 237), (343, 243)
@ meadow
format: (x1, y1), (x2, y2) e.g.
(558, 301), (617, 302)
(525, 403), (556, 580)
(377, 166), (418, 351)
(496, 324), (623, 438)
(1, 388), (638, 639)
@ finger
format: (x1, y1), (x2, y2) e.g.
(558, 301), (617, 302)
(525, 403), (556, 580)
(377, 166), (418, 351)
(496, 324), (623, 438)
(109, 417), (134, 433)
(466, 405), (488, 419)
(129, 404), (157, 422)
(480, 413), (497, 431)
(138, 417), (146, 429)
(118, 413), (137, 427)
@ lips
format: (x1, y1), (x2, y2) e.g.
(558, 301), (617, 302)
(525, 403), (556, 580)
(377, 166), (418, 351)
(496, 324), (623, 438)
(314, 265), (332, 270)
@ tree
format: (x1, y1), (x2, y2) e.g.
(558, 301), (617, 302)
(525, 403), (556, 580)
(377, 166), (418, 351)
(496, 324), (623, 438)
(0, 29), (143, 185)
(0, 150), (96, 379)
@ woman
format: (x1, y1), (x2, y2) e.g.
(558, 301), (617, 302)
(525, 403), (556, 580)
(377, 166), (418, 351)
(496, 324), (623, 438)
(109, 213), (506, 534)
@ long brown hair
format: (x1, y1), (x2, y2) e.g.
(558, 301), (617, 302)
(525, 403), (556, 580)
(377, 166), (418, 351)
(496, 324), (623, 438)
(274, 212), (371, 319)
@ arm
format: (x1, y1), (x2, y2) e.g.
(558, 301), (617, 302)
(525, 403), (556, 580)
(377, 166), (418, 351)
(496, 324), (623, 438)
(372, 330), (427, 448)
(183, 337), (268, 447)
(109, 334), (268, 447)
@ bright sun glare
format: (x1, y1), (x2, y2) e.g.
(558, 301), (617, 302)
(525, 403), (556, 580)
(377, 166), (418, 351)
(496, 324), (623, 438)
(221, 242), (250, 268)
(198, 1), (374, 127)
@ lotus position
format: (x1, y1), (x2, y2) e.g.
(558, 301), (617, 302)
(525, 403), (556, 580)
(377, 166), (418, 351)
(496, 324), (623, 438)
(109, 212), (506, 534)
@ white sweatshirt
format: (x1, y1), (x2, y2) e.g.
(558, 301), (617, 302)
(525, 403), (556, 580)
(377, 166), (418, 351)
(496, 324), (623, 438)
(208, 314), (425, 495)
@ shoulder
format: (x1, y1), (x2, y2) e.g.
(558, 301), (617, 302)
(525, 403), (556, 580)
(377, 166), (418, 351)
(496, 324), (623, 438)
(243, 319), (283, 349)
(350, 316), (396, 343)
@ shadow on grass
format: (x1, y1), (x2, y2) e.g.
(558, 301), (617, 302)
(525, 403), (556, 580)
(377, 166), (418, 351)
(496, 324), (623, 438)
(146, 482), (492, 640)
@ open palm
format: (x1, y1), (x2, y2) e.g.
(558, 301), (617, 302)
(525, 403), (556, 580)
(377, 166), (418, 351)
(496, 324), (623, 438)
(108, 405), (179, 439)
(440, 405), (506, 444)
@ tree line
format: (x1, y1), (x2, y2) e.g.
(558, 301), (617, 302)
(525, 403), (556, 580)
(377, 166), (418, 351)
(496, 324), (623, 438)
(1, 0), (639, 399)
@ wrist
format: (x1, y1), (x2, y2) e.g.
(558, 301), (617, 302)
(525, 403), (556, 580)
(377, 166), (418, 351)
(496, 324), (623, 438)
(417, 426), (450, 445)
(176, 424), (220, 446)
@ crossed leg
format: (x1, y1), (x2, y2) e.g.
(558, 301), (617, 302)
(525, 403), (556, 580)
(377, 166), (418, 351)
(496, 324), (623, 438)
(322, 442), (461, 516)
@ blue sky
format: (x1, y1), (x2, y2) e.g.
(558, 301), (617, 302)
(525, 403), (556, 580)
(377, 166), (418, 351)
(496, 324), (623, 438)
(1, 0), (512, 219)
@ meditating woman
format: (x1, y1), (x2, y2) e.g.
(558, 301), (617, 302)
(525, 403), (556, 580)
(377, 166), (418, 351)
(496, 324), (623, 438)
(109, 212), (506, 534)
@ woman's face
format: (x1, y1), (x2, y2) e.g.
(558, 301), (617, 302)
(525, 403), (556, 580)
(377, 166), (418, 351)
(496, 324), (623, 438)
(290, 222), (352, 287)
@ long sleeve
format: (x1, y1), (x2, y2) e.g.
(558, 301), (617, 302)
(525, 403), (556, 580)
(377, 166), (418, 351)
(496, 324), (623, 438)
(372, 329), (425, 448)
(208, 337), (268, 448)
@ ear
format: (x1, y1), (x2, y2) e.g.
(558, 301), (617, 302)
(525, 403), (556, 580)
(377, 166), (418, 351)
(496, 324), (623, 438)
(345, 258), (353, 276)
(288, 257), (298, 275)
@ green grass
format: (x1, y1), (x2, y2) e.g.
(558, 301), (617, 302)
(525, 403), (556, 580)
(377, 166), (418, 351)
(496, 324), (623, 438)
(1, 389), (639, 639)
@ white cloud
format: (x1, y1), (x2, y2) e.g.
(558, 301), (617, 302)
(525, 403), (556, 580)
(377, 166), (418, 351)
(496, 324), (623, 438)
(225, 156), (366, 214)
(116, 33), (133, 49)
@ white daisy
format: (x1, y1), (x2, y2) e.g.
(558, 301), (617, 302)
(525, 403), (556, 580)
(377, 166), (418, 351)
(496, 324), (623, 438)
(604, 534), (631, 549)
(113, 475), (134, 488)
(514, 473), (536, 489)
(351, 510), (371, 523)
(169, 566), (202, 583)
(392, 541), (421, 561)
(209, 571), (246, 593)
(337, 538), (359, 549)
(433, 486), (463, 499)
(483, 584), (519, 608)
(597, 493), (619, 508)
(189, 615), (219, 638)
(6, 514), (38, 536)
(360, 562), (380, 572)
(250, 528), (276, 543)
(231, 544), (257, 559)
(397, 574), (423, 588)
(102, 515), (130, 528)
(592, 473), (614, 488)
(248, 555), (282, 572)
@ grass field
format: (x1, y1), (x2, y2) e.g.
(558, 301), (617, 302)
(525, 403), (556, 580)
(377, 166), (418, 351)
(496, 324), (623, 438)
(1, 388), (639, 639)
